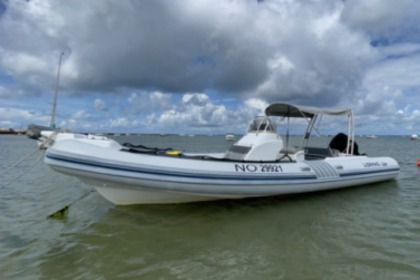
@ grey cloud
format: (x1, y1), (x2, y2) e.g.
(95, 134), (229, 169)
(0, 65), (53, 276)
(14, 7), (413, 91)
(127, 91), (171, 114)
(341, 0), (420, 44)
(0, 0), (417, 110)
(94, 99), (107, 111)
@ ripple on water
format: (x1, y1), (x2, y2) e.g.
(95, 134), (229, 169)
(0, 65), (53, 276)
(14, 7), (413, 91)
(2, 135), (420, 279)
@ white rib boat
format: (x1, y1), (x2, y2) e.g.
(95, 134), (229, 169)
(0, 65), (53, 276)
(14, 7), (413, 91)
(44, 103), (399, 205)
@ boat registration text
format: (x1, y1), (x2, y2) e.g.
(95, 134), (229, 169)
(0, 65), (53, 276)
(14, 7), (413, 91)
(235, 164), (283, 173)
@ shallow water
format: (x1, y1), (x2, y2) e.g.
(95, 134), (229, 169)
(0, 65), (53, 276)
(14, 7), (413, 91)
(1, 134), (420, 279)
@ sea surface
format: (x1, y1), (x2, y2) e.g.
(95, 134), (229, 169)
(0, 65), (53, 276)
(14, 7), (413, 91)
(1, 134), (420, 280)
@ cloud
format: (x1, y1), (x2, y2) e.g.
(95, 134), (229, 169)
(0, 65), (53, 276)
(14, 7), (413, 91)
(127, 91), (171, 113)
(0, 107), (49, 127)
(244, 98), (268, 113)
(0, 0), (379, 103)
(1, 0), (420, 134)
(182, 93), (210, 106)
(152, 93), (266, 133)
(341, 0), (420, 43)
(109, 117), (129, 128)
(72, 110), (91, 120)
(365, 53), (420, 91)
(0, 85), (10, 97)
(93, 98), (107, 111)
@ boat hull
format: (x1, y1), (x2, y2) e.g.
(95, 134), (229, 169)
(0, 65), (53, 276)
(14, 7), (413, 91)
(26, 124), (51, 139)
(44, 139), (400, 205)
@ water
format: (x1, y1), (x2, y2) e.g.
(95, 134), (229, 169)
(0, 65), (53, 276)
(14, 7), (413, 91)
(1, 134), (420, 279)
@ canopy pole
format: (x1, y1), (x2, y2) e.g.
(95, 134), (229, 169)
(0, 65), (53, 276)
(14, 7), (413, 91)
(301, 114), (317, 148)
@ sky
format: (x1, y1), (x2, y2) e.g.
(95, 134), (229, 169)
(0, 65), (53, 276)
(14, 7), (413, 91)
(1, 0), (420, 135)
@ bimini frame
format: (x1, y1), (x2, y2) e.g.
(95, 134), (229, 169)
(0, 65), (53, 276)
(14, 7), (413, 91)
(265, 103), (355, 155)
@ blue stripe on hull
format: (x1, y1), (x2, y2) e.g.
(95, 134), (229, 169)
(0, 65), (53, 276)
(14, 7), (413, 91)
(46, 154), (317, 181)
(340, 169), (400, 177)
(46, 154), (399, 183)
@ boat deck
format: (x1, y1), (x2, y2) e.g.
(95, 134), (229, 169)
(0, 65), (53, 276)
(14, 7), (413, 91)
(121, 143), (342, 163)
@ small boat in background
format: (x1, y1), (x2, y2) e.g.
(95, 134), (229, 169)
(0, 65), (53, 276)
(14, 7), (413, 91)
(410, 134), (418, 140)
(26, 124), (52, 139)
(225, 133), (235, 141)
(366, 135), (378, 139)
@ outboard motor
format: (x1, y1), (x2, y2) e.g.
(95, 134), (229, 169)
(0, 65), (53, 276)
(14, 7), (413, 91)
(224, 117), (283, 161)
(329, 132), (360, 155)
(329, 132), (348, 152)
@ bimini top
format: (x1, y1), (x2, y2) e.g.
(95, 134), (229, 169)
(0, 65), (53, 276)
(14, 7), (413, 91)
(265, 103), (352, 118)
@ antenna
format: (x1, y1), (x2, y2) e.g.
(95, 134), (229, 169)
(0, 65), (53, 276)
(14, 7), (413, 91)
(50, 52), (64, 129)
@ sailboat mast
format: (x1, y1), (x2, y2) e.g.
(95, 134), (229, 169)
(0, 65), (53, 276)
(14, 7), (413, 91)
(50, 52), (64, 129)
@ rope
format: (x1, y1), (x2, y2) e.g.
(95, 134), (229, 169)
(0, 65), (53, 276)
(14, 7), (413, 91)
(0, 131), (57, 188)
(0, 145), (41, 177)
(1, 131), (95, 220)
(0, 148), (46, 189)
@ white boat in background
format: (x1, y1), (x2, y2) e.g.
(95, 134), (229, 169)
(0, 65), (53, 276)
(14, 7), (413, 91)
(38, 131), (106, 149)
(44, 103), (399, 205)
(225, 133), (235, 141)
(26, 124), (52, 139)
(410, 134), (418, 140)
(366, 135), (378, 139)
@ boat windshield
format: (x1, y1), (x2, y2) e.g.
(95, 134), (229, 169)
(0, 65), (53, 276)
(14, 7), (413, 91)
(247, 117), (277, 133)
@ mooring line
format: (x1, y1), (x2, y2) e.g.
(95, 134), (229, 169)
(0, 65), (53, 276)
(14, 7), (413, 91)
(0, 130), (58, 189)
(48, 189), (96, 219)
(0, 148), (46, 189)
(0, 145), (41, 177)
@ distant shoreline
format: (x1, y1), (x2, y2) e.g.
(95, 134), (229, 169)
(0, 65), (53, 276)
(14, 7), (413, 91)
(0, 132), (415, 137)
(0, 128), (26, 135)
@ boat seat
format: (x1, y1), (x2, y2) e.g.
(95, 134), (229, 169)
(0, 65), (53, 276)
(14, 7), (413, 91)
(277, 146), (305, 162)
(280, 146), (299, 154)
(304, 147), (335, 160)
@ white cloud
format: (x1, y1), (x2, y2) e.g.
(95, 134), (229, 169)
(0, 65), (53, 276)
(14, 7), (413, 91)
(0, 85), (10, 97)
(340, 0), (417, 41)
(365, 54), (420, 91)
(2, 52), (49, 76)
(157, 93), (227, 130)
(128, 91), (171, 113)
(1, 0), (420, 134)
(377, 43), (420, 59)
(72, 110), (91, 119)
(244, 99), (268, 114)
(182, 93), (211, 106)
(154, 93), (268, 133)
(109, 117), (129, 128)
(0, 0), (375, 103)
(94, 98), (107, 111)
(0, 107), (49, 127)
